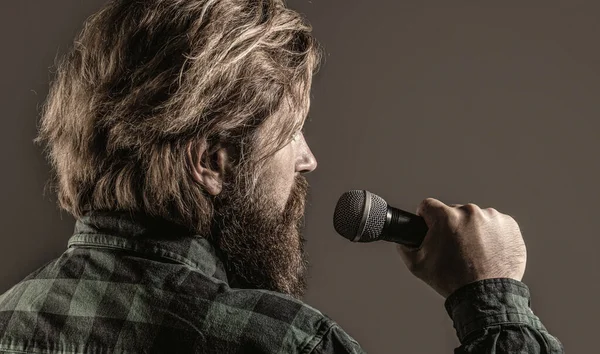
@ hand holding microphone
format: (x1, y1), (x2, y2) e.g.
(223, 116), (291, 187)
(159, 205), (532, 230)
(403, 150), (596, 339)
(333, 191), (527, 298)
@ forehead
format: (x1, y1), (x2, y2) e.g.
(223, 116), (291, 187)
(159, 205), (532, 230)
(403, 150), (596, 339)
(257, 100), (306, 146)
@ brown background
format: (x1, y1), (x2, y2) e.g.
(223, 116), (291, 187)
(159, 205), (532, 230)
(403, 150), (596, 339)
(1, 1), (598, 353)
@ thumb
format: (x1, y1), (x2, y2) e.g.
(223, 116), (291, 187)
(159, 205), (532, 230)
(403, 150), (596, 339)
(396, 243), (424, 273)
(397, 197), (448, 273)
(416, 197), (448, 228)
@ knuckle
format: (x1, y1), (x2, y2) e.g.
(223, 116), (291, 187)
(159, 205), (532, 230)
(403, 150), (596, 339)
(486, 207), (497, 214)
(484, 207), (500, 219)
(462, 203), (485, 218)
(464, 203), (480, 213)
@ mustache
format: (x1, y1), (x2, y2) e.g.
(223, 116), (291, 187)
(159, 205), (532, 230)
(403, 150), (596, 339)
(283, 175), (309, 226)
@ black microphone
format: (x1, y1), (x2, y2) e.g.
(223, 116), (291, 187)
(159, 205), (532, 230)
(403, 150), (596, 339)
(333, 190), (428, 248)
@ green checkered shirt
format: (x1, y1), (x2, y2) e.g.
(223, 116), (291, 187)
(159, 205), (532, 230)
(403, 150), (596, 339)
(0, 212), (563, 353)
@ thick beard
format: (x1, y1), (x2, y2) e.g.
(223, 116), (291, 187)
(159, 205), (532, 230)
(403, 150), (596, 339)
(212, 172), (310, 299)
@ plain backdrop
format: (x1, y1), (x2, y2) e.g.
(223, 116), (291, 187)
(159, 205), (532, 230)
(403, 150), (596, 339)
(1, 1), (598, 353)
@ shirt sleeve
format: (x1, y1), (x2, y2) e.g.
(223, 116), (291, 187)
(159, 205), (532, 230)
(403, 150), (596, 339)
(310, 278), (563, 353)
(309, 323), (367, 354)
(445, 278), (564, 353)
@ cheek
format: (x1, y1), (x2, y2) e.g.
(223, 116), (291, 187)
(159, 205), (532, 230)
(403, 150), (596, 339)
(258, 143), (297, 209)
(270, 169), (296, 210)
(272, 170), (295, 209)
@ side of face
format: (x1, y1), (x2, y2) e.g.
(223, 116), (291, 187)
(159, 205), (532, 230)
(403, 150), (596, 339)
(259, 131), (318, 211)
(189, 127), (317, 205)
(188, 121), (318, 299)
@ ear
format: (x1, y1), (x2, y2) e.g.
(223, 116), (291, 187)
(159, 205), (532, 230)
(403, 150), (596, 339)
(187, 140), (231, 196)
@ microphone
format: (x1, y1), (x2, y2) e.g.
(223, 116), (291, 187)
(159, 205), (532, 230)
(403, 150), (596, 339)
(333, 190), (428, 248)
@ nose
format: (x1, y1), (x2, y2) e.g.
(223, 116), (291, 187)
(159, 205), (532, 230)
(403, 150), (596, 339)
(296, 136), (318, 174)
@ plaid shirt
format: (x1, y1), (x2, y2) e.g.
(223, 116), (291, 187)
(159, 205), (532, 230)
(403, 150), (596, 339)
(0, 211), (563, 353)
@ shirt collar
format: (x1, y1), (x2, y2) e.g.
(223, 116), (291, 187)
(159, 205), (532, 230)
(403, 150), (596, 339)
(67, 211), (229, 284)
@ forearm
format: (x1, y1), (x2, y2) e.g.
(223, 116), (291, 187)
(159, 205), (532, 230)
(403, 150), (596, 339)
(445, 278), (564, 353)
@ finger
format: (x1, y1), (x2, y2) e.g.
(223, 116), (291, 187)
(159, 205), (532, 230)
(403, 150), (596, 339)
(457, 203), (484, 216)
(484, 207), (500, 215)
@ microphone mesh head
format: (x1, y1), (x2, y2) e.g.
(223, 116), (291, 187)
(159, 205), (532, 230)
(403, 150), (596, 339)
(333, 190), (365, 239)
(333, 190), (388, 242)
(363, 192), (388, 241)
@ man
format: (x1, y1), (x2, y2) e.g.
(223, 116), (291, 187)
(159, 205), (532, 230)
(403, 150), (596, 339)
(0, 0), (563, 352)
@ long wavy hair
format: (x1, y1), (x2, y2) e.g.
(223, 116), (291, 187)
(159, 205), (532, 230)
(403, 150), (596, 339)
(36, 0), (322, 233)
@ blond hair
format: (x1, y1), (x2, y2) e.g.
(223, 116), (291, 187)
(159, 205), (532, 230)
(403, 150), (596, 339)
(36, 0), (322, 233)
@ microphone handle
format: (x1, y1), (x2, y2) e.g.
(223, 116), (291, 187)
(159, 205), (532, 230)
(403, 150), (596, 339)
(381, 206), (428, 248)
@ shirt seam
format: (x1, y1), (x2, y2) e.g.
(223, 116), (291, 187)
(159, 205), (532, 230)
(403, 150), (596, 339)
(458, 313), (544, 342)
(69, 233), (202, 271)
(0, 338), (102, 354)
(445, 278), (529, 311)
(458, 310), (539, 330)
(301, 319), (338, 354)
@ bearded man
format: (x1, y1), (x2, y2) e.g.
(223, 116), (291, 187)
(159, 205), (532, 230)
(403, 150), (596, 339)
(0, 0), (563, 353)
